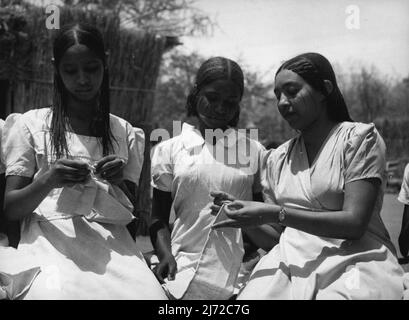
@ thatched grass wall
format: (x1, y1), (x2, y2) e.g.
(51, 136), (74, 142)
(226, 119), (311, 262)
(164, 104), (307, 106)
(0, 4), (174, 235)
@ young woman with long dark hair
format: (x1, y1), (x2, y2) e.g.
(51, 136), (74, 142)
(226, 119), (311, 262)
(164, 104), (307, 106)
(213, 53), (404, 299)
(0, 23), (167, 299)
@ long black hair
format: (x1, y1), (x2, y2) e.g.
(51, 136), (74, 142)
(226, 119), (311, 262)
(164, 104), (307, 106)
(50, 22), (115, 158)
(276, 52), (353, 123)
(186, 56), (244, 127)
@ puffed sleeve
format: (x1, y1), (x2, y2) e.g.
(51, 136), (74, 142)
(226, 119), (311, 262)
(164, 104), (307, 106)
(398, 163), (409, 205)
(343, 123), (386, 184)
(0, 119), (5, 174)
(252, 142), (267, 194)
(122, 125), (145, 186)
(151, 140), (173, 192)
(2, 113), (36, 177)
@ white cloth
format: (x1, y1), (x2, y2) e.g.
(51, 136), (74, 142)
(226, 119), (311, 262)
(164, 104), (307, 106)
(0, 108), (167, 300)
(151, 122), (265, 299)
(238, 122), (404, 300)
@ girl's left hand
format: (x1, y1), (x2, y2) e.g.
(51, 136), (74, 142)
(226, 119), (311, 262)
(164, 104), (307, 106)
(94, 155), (125, 185)
(212, 200), (276, 229)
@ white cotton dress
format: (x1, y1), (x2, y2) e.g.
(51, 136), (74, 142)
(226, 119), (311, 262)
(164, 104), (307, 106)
(151, 123), (265, 299)
(238, 122), (405, 300)
(0, 108), (167, 300)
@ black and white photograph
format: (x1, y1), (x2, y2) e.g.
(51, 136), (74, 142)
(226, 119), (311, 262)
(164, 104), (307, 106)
(0, 0), (409, 304)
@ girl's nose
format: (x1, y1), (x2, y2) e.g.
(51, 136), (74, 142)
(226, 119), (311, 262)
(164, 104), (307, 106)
(277, 94), (292, 113)
(214, 101), (227, 114)
(77, 69), (89, 85)
(278, 93), (290, 107)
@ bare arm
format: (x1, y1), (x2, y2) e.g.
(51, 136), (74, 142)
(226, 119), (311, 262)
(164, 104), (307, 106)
(399, 204), (409, 257)
(214, 178), (380, 241)
(4, 159), (90, 221)
(242, 192), (283, 251)
(149, 188), (177, 282)
(4, 175), (52, 221)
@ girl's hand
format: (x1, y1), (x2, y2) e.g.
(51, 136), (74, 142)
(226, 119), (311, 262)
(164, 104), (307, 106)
(210, 190), (236, 215)
(153, 254), (177, 283)
(94, 155), (125, 185)
(212, 200), (277, 229)
(45, 158), (91, 188)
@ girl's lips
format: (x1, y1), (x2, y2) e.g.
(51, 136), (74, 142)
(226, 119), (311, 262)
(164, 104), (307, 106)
(284, 112), (297, 119)
(202, 114), (225, 121)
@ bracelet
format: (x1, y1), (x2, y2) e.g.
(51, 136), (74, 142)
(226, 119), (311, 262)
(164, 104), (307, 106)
(278, 206), (287, 225)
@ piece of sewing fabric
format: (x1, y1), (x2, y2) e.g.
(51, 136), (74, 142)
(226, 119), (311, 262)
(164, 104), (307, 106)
(238, 122), (405, 300)
(151, 122), (265, 299)
(0, 108), (167, 300)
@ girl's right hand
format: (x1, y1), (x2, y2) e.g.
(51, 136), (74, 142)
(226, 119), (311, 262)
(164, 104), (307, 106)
(44, 159), (91, 188)
(153, 254), (177, 283)
(210, 190), (236, 215)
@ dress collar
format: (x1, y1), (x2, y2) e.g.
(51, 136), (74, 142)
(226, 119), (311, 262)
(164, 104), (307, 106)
(180, 122), (248, 150)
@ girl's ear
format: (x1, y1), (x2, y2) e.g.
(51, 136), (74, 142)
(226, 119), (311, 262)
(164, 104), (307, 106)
(323, 79), (334, 95)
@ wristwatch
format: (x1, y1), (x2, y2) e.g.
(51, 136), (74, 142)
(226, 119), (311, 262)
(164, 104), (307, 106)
(278, 206), (287, 225)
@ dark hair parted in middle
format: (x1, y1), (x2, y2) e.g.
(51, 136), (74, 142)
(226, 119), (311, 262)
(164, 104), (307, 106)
(51, 22), (116, 159)
(276, 52), (353, 123)
(186, 56), (244, 127)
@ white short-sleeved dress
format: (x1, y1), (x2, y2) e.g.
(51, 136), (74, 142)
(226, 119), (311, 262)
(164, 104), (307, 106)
(238, 122), (404, 300)
(0, 108), (167, 300)
(151, 122), (265, 299)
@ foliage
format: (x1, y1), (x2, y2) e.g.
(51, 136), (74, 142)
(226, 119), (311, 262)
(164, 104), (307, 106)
(61, 0), (214, 36)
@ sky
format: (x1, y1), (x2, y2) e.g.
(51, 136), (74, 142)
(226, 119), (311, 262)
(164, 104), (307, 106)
(180, 0), (409, 81)
(27, 0), (409, 81)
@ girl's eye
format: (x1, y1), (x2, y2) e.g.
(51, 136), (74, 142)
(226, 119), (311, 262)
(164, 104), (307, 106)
(224, 100), (238, 108)
(64, 69), (77, 75)
(286, 86), (299, 97)
(204, 93), (219, 102)
(84, 66), (100, 73)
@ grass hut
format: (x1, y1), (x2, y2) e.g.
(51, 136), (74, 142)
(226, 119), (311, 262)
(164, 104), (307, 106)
(0, 3), (179, 237)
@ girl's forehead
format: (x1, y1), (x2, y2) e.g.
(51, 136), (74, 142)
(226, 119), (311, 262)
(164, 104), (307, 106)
(275, 69), (305, 86)
(201, 79), (241, 94)
(60, 44), (101, 63)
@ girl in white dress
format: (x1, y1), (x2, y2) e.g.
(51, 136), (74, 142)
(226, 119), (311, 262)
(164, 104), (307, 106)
(150, 57), (281, 299)
(0, 23), (167, 300)
(213, 52), (405, 299)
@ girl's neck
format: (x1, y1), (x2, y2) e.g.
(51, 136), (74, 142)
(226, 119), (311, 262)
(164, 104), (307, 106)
(186, 117), (229, 145)
(301, 116), (338, 150)
(65, 97), (96, 121)
(64, 97), (98, 136)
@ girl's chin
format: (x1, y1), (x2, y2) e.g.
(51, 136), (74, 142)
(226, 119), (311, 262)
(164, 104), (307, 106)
(69, 91), (98, 102)
(199, 115), (229, 129)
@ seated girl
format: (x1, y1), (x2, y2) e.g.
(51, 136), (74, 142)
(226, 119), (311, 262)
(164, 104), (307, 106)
(0, 23), (167, 300)
(150, 57), (281, 300)
(213, 53), (405, 299)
